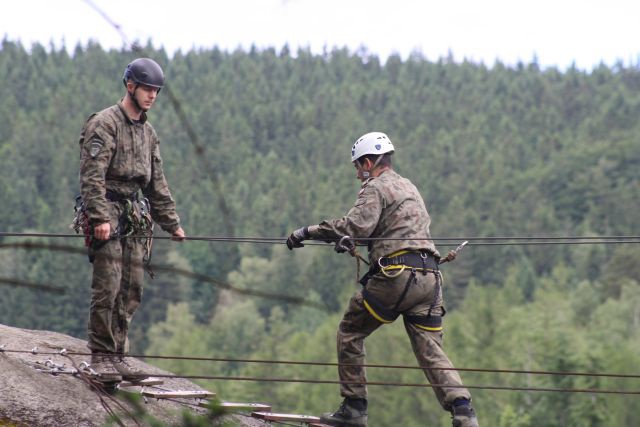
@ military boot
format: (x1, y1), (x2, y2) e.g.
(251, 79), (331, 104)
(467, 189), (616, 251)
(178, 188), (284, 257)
(90, 353), (122, 383)
(451, 403), (479, 427)
(320, 398), (368, 427)
(111, 354), (148, 382)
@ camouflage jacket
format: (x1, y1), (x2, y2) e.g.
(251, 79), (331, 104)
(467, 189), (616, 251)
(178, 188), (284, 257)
(308, 169), (439, 263)
(78, 101), (180, 233)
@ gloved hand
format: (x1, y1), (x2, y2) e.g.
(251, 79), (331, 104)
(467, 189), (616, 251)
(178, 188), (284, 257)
(439, 249), (458, 264)
(439, 241), (467, 264)
(286, 226), (310, 250)
(334, 235), (356, 254)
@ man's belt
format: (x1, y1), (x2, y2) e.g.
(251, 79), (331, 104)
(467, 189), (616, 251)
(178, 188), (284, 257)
(105, 189), (138, 203)
(377, 250), (439, 273)
(359, 250), (439, 285)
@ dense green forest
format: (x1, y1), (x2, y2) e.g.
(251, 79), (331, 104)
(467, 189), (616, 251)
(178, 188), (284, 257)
(0, 38), (639, 426)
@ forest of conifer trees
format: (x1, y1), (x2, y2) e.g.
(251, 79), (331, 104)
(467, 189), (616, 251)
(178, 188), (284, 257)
(0, 38), (639, 425)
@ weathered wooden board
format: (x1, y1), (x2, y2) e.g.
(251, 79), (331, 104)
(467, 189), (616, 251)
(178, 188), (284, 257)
(251, 411), (322, 423)
(141, 390), (215, 399)
(198, 401), (272, 411)
(119, 378), (164, 387)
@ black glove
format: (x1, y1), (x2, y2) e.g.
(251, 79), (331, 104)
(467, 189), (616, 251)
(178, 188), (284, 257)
(286, 226), (310, 250)
(334, 235), (355, 254)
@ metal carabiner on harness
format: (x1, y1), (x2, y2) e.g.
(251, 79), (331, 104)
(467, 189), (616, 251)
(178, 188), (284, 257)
(419, 252), (431, 275)
(112, 199), (135, 237)
(377, 256), (406, 278)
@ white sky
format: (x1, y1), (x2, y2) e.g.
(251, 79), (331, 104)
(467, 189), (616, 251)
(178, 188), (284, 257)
(2, 0), (639, 70)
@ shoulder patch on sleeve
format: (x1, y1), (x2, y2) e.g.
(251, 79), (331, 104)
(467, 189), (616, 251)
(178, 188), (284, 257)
(84, 114), (117, 158)
(89, 138), (105, 158)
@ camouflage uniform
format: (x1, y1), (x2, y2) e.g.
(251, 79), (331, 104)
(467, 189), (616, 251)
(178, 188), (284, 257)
(308, 169), (471, 411)
(79, 101), (180, 354)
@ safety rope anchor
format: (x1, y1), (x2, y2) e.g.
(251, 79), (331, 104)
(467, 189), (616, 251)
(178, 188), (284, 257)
(79, 361), (98, 376)
(43, 359), (66, 370)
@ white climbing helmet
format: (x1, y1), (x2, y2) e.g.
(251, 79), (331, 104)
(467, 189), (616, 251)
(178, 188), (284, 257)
(350, 132), (395, 162)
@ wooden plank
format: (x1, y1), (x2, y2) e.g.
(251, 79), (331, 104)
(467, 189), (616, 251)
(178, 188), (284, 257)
(198, 401), (272, 411)
(119, 378), (164, 387)
(251, 411), (322, 423)
(141, 390), (215, 399)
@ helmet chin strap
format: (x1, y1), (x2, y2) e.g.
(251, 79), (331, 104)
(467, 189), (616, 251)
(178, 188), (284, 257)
(127, 85), (146, 113)
(356, 155), (384, 179)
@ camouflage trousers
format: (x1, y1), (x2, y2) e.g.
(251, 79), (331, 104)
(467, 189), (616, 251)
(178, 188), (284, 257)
(337, 269), (471, 410)
(87, 236), (144, 354)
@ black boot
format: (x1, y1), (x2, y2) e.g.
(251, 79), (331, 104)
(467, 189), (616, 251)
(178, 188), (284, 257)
(320, 397), (368, 427)
(451, 401), (479, 427)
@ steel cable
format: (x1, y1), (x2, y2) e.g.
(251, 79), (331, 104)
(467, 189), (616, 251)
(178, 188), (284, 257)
(0, 242), (329, 311)
(4, 348), (639, 381)
(1, 231), (639, 246)
(93, 373), (640, 396)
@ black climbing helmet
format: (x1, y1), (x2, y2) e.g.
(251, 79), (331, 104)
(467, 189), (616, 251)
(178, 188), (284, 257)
(122, 58), (164, 90)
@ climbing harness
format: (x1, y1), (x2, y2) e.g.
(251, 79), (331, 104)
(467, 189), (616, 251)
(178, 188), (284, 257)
(377, 249), (440, 276)
(359, 249), (444, 331)
(109, 191), (155, 278)
(119, 197), (154, 275)
(71, 191), (155, 277)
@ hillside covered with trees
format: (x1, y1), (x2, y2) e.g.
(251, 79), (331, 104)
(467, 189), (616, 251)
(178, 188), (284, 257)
(0, 38), (639, 426)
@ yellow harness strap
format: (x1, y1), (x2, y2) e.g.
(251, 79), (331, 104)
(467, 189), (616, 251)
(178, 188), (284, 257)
(379, 249), (439, 278)
(363, 299), (394, 324)
(365, 250), (444, 331)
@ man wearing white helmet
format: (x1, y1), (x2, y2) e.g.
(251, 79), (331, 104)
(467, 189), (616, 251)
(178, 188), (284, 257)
(287, 132), (479, 427)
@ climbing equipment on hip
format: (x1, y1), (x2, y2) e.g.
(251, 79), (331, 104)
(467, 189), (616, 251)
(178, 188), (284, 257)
(127, 197), (155, 278)
(360, 249), (444, 331)
(110, 192), (155, 278)
(70, 195), (108, 262)
(71, 191), (155, 278)
(70, 195), (91, 247)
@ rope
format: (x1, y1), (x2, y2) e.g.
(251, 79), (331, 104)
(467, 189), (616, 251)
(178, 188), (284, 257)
(108, 373), (640, 396)
(0, 277), (65, 294)
(0, 242), (329, 311)
(2, 231), (639, 241)
(61, 353), (140, 427)
(24, 356), (640, 396)
(5, 348), (640, 380)
(1, 231), (639, 246)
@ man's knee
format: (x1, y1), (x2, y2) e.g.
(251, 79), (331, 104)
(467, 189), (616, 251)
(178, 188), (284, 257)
(90, 285), (119, 309)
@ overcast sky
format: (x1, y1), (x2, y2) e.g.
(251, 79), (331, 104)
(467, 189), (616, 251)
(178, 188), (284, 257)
(2, 0), (639, 70)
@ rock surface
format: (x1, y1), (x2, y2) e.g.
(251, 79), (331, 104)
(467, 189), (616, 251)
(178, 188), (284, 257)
(0, 324), (264, 426)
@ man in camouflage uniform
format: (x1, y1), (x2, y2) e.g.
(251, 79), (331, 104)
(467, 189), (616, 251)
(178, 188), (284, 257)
(78, 58), (185, 383)
(287, 132), (478, 427)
